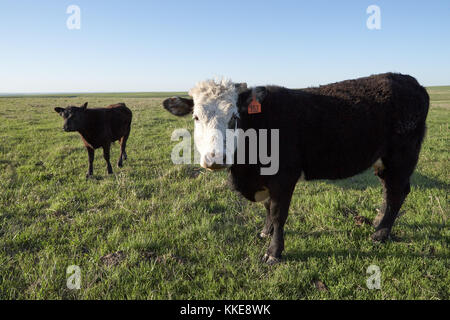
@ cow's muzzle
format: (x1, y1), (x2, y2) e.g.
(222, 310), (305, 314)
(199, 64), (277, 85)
(201, 152), (228, 171)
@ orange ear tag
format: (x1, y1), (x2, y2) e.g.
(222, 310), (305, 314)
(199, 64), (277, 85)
(248, 94), (262, 114)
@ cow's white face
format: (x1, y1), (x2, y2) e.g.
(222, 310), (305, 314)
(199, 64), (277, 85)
(189, 79), (239, 170)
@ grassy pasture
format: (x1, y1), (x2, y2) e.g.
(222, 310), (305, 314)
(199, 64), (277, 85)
(0, 88), (448, 300)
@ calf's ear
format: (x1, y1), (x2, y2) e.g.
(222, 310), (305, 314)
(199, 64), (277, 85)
(163, 97), (194, 116)
(54, 107), (64, 114)
(80, 102), (88, 110)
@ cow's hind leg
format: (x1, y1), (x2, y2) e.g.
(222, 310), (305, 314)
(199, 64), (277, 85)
(259, 199), (273, 239)
(372, 175), (411, 241)
(372, 134), (422, 241)
(117, 132), (129, 167)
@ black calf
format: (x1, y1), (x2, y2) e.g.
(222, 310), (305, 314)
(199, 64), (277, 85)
(55, 102), (132, 178)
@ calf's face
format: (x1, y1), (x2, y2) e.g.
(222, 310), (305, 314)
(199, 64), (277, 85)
(164, 80), (247, 170)
(54, 102), (88, 132)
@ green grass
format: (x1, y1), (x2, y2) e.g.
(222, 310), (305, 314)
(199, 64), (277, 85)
(0, 88), (448, 300)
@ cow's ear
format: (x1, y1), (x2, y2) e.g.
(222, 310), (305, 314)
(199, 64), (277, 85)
(80, 102), (88, 110)
(234, 82), (248, 94)
(163, 97), (194, 116)
(54, 107), (64, 115)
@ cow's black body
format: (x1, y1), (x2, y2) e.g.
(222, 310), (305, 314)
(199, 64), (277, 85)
(231, 73), (428, 196)
(231, 73), (428, 262)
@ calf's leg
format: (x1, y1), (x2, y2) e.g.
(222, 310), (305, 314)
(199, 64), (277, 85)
(117, 133), (129, 167)
(123, 133), (128, 160)
(86, 147), (95, 179)
(102, 143), (113, 174)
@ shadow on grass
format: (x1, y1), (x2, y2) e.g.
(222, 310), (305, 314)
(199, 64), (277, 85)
(283, 220), (446, 240)
(323, 170), (449, 191)
(280, 220), (447, 263)
(284, 245), (447, 262)
(397, 222), (448, 242)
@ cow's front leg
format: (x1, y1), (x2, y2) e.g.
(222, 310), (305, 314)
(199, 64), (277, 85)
(102, 143), (113, 174)
(86, 147), (95, 179)
(261, 184), (295, 265)
(259, 199), (273, 239)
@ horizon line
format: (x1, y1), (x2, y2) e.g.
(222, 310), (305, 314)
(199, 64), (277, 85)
(1, 84), (449, 97)
(0, 90), (187, 95)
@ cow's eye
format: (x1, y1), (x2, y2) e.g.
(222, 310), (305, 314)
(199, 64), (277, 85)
(193, 115), (199, 121)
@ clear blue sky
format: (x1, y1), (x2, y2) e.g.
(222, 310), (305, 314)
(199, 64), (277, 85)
(0, 0), (449, 93)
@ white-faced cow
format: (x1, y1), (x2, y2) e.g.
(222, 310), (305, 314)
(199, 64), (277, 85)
(55, 102), (132, 178)
(163, 73), (429, 264)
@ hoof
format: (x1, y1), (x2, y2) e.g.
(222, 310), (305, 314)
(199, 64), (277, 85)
(117, 162), (123, 168)
(371, 228), (391, 242)
(261, 254), (281, 265)
(86, 173), (93, 179)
